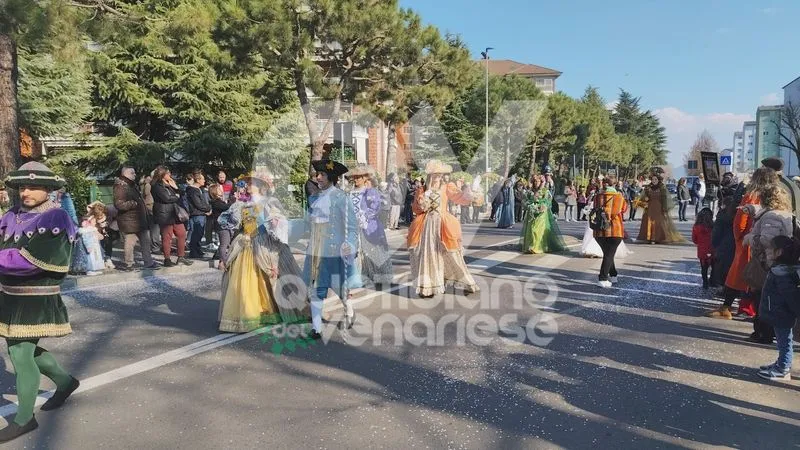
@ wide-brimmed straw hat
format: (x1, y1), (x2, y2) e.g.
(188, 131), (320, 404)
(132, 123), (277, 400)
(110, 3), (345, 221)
(347, 164), (376, 178)
(425, 160), (452, 175)
(5, 161), (65, 190)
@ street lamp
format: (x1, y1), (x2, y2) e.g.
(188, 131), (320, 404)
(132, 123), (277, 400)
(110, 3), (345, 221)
(481, 48), (493, 175)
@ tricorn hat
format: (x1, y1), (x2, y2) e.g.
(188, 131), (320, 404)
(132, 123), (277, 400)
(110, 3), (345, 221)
(4, 161), (65, 190)
(312, 159), (349, 177)
(424, 160), (453, 175)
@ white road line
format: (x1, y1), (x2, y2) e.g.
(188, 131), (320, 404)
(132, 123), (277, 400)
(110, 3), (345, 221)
(0, 235), (528, 418)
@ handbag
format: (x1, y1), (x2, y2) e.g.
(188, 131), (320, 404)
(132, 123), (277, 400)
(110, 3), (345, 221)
(176, 205), (190, 223)
(589, 193), (613, 232)
(743, 257), (767, 290)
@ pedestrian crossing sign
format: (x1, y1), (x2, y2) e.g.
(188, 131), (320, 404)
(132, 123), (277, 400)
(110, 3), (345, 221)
(720, 155), (732, 165)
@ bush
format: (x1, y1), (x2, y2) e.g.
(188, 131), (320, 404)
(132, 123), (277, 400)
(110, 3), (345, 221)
(450, 171), (474, 184)
(52, 164), (94, 215)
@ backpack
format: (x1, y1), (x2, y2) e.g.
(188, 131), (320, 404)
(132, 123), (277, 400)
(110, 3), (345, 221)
(589, 193), (613, 232)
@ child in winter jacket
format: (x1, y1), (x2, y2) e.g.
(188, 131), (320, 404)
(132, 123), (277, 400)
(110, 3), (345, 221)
(692, 208), (714, 289)
(757, 235), (800, 381)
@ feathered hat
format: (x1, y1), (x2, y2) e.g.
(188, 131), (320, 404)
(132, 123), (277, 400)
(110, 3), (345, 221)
(424, 160), (453, 175)
(347, 164), (376, 178)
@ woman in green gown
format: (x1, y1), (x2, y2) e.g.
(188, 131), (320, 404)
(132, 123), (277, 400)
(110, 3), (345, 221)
(520, 176), (567, 254)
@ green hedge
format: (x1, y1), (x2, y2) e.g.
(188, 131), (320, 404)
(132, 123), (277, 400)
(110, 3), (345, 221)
(52, 164), (93, 216)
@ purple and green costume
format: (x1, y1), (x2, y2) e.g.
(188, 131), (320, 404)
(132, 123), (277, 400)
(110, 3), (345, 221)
(0, 162), (80, 441)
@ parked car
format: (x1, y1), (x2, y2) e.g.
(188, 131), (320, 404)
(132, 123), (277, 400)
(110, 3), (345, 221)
(666, 183), (677, 194)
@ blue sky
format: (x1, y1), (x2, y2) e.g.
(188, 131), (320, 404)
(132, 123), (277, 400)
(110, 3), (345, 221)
(400, 0), (799, 170)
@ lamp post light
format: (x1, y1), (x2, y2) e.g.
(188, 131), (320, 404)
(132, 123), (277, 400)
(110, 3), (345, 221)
(481, 47), (493, 174)
(481, 47), (493, 211)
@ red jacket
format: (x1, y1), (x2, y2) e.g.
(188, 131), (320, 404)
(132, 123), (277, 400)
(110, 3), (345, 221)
(692, 224), (713, 262)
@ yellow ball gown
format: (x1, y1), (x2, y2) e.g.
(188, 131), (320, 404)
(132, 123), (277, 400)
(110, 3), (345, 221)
(219, 216), (282, 333)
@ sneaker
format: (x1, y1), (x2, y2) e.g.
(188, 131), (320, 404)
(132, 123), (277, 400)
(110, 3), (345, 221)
(597, 280), (612, 288)
(142, 262), (160, 270)
(759, 362), (776, 371)
(609, 276), (618, 283)
(757, 367), (791, 381)
(116, 265), (134, 272)
(176, 257), (193, 266)
(163, 258), (176, 268)
(86, 271), (102, 276)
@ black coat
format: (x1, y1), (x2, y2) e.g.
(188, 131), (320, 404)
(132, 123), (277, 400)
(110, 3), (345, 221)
(113, 177), (148, 234)
(210, 198), (230, 221)
(711, 211), (735, 286)
(152, 181), (182, 226)
(186, 185), (211, 217)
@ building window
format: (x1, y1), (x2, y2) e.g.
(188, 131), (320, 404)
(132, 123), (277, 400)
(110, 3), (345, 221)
(403, 143), (412, 151)
(687, 160), (698, 169)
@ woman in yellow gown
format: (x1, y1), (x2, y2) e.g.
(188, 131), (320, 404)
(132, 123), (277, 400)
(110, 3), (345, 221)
(219, 209), (281, 332)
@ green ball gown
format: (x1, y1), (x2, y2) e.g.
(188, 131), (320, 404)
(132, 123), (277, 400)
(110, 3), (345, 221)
(520, 188), (567, 254)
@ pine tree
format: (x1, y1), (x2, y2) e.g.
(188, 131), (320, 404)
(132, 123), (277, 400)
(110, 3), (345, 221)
(51, 0), (283, 174)
(17, 48), (92, 139)
(611, 89), (667, 176)
(358, 16), (476, 176)
(219, 0), (410, 166)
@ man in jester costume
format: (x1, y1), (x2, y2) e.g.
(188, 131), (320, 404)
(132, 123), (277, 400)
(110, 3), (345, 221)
(302, 160), (360, 339)
(0, 162), (80, 441)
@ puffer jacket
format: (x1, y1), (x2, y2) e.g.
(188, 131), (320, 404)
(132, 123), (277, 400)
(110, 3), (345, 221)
(744, 208), (794, 268)
(186, 185), (211, 217)
(759, 265), (800, 329)
(113, 177), (148, 234)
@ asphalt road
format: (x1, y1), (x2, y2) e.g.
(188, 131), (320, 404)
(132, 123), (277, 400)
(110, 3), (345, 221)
(0, 217), (798, 449)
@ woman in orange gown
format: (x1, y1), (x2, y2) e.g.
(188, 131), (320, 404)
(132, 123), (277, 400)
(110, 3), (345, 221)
(707, 167), (777, 319)
(407, 160), (479, 298)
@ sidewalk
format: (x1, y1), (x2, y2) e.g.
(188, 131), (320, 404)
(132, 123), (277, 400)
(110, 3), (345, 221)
(63, 228), (411, 291)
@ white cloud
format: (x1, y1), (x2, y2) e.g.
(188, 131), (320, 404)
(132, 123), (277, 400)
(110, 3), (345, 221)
(761, 7), (779, 14)
(605, 100), (618, 110)
(760, 92), (782, 105)
(654, 107), (753, 174)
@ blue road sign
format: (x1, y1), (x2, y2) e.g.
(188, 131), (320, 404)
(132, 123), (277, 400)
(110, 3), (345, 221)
(720, 155), (732, 165)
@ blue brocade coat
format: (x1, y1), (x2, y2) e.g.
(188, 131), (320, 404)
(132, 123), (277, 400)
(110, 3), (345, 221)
(300, 187), (362, 292)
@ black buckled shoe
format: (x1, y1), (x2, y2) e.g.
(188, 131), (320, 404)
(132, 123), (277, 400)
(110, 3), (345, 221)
(0, 417), (38, 442)
(41, 377), (80, 411)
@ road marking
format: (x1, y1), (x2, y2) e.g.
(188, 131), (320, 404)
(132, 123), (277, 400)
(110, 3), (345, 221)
(0, 235), (531, 418)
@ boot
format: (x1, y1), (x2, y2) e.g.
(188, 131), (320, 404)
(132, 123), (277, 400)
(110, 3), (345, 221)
(706, 306), (732, 320)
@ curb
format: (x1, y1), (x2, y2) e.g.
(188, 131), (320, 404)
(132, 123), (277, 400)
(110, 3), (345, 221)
(62, 261), (217, 291)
